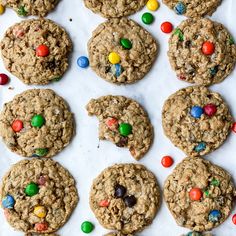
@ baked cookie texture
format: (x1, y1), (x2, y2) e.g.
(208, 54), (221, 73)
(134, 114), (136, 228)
(0, 159), (78, 233)
(1, 0), (59, 16)
(164, 157), (236, 231)
(0, 89), (74, 158)
(88, 18), (157, 84)
(168, 18), (236, 86)
(163, 0), (222, 17)
(86, 95), (153, 160)
(162, 86), (233, 157)
(90, 164), (160, 234)
(0, 18), (72, 85)
(105, 232), (133, 236)
(180, 233), (213, 236)
(84, 0), (147, 18)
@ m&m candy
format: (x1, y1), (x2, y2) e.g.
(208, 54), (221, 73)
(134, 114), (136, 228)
(232, 122), (236, 133)
(11, 120), (23, 132)
(25, 182), (39, 197)
(232, 214), (236, 225)
(108, 52), (121, 64)
(120, 38), (132, 50)
(31, 114), (45, 128)
(190, 106), (203, 118)
(118, 123), (132, 136)
(0, 4), (5, 15)
(161, 22), (173, 33)
(105, 117), (118, 130)
(146, 0), (159, 11)
(194, 142), (206, 152)
(189, 188), (202, 201)
(36, 44), (50, 57)
(174, 2), (186, 15)
(34, 206), (47, 218)
(81, 221), (94, 233)
(2, 195), (15, 209)
(161, 156), (174, 168)
(209, 209), (221, 222)
(202, 41), (215, 55)
(203, 104), (217, 116)
(110, 64), (123, 77)
(0, 73), (9, 85)
(35, 148), (48, 157)
(35, 222), (48, 231)
(99, 200), (110, 207)
(77, 56), (89, 68)
(142, 12), (154, 25)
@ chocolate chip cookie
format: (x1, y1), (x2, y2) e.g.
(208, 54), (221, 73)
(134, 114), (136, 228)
(168, 18), (236, 86)
(0, 89), (74, 158)
(90, 164), (160, 234)
(163, 0), (222, 17)
(0, 18), (72, 85)
(164, 157), (236, 231)
(88, 18), (157, 84)
(84, 0), (147, 18)
(86, 95), (153, 160)
(1, 0), (59, 16)
(162, 86), (233, 157)
(0, 159), (78, 234)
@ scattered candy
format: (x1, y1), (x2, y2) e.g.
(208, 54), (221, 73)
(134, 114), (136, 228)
(204, 189), (210, 197)
(232, 122), (236, 133)
(190, 106), (203, 118)
(106, 117), (118, 130)
(174, 28), (184, 41)
(35, 222), (48, 231)
(142, 12), (154, 25)
(209, 66), (218, 76)
(115, 184), (127, 198)
(161, 22), (173, 33)
(210, 178), (220, 187)
(25, 182), (39, 197)
(232, 213), (236, 225)
(2, 195), (15, 209)
(110, 64), (123, 77)
(174, 1), (186, 15)
(208, 209), (221, 222)
(0, 73), (9, 85)
(34, 206), (47, 218)
(36, 44), (50, 57)
(0, 4), (5, 15)
(77, 56), (89, 68)
(35, 148), (48, 157)
(31, 114), (45, 128)
(120, 38), (132, 50)
(118, 123), (132, 136)
(146, 0), (159, 11)
(189, 188), (202, 201)
(108, 52), (121, 64)
(161, 155), (174, 168)
(124, 195), (137, 207)
(202, 41), (215, 55)
(194, 142), (206, 152)
(37, 176), (47, 186)
(11, 120), (23, 132)
(99, 200), (110, 207)
(229, 36), (235, 45)
(203, 104), (217, 116)
(18, 6), (27, 16)
(81, 221), (94, 233)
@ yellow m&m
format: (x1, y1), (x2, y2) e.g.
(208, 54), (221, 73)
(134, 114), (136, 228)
(108, 52), (121, 64)
(34, 206), (47, 218)
(146, 0), (159, 11)
(0, 4), (5, 15)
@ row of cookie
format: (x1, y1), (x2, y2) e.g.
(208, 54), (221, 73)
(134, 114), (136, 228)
(1, 155), (234, 234)
(0, 86), (233, 160)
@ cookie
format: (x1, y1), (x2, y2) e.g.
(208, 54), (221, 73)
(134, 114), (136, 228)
(162, 86), (232, 157)
(84, 0), (147, 18)
(0, 18), (72, 85)
(180, 233), (213, 236)
(163, 0), (222, 17)
(0, 89), (74, 158)
(168, 18), (236, 86)
(25, 234), (59, 236)
(164, 157), (236, 231)
(86, 95), (153, 160)
(105, 233), (133, 236)
(90, 164), (160, 234)
(0, 159), (78, 233)
(1, 0), (59, 16)
(88, 18), (157, 84)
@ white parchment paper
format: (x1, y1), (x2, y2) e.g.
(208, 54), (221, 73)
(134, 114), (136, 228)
(0, 0), (236, 235)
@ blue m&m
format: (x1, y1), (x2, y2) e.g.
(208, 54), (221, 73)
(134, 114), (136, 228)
(111, 64), (123, 77)
(174, 2), (186, 15)
(190, 106), (203, 118)
(187, 232), (202, 236)
(209, 209), (221, 222)
(194, 142), (206, 152)
(77, 56), (89, 68)
(2, 195), (15, 209)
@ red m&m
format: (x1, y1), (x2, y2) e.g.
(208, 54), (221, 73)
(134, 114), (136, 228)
(11, 120), (23, 132)
(202, 41), (215, 55)
(189, 188), (202, 201)
(36, 45), (50, 57)
(161, 156), (174, 168)
(161, 22), (173, 33)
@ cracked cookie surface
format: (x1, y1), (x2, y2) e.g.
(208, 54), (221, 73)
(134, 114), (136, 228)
(88, 18), (157, 84)
(86, 95), (153, 160)
(90, 164), (160, 234)
(162, 86), (232, 157)
(163, 0), (222, 17)
(164, 157), (236, 231)
(84, 0), (147, 18)
(0, 89), (74, 158)
(104, 232), (133, 236)
(1, 0), (59, 16)
(168, 18), (236, 86)
(1, 18), (72, 85)
(0, 159), (78, 233)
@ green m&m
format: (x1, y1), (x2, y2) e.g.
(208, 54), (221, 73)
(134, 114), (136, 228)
(120, 38), (132, 50)
(25, 182), (39, 197)
(119, 123), (132, 136)
(31, 114), (45, 128)
(35, 148), (48, 157)
(81, 221), (94, 233)
(142, 12), (154, 25)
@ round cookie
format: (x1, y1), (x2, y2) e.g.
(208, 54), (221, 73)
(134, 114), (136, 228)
(164, 157), (236, 231)
(84, 0), (147, 18)
(90, 164), (160, 234)
(0, 159), (78, 233)
(162, 86), (233, 157)
(86, 95), (153, 160)
(168, 18), (236, 86)
(88, 18), (157, 84)
(163, 0), (222, 17)
(1, 0), (59, 16)
(0, 18), (72, 85)
(0, 89), (74, 158)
